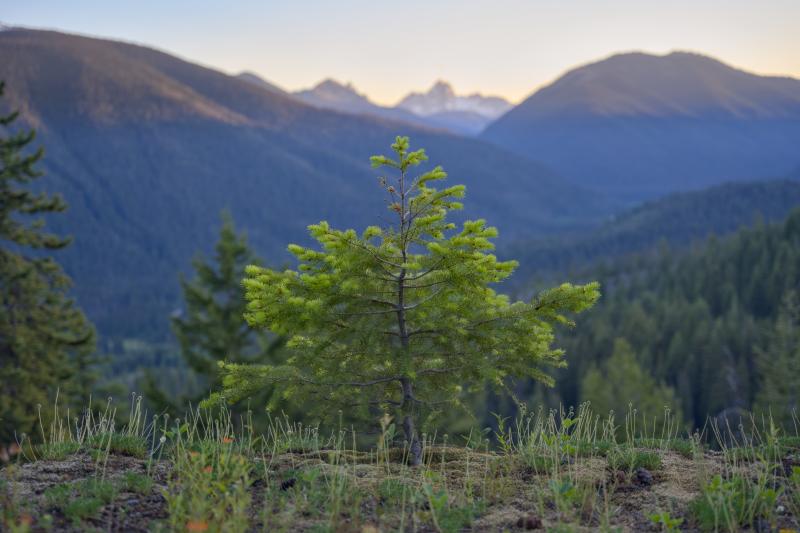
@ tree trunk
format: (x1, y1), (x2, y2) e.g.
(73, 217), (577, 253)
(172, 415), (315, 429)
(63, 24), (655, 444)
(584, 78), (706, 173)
(396, 165), (422, 466)
(401, 377), (422, 466)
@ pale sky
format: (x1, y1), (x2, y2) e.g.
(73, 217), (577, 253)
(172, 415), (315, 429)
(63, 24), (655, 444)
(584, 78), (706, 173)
(4, 0), (799, 105)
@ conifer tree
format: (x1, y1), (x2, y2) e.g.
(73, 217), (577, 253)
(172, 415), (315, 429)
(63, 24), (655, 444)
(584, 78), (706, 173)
(209, 137), (599, 464)
(754, 292), (800, 426)
(0, 82), (95, 442)
(581, 338), (682, 430)
(146, 212), (281, 413)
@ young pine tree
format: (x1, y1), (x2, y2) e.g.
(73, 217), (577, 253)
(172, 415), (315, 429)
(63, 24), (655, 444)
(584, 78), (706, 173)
(145, 212), (282, 413)
(0, 82), (95, 443)
(210, 137), (599, 464)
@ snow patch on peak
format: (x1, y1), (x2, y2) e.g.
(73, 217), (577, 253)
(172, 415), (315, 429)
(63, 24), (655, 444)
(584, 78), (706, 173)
(397, 81), (512, 119)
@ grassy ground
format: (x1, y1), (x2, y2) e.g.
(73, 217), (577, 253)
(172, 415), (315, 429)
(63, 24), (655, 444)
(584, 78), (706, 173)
(2, 399), (800, 532)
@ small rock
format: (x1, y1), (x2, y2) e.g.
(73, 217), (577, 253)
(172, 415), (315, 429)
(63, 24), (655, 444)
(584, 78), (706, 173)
(279, 477), (296, 491)
(516, 514), (542, 530)
(634, 467), (653, 486)
(776, 504), (786, 515)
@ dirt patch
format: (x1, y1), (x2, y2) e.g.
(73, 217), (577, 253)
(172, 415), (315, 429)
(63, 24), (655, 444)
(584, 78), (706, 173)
(2, 452), (170, 531)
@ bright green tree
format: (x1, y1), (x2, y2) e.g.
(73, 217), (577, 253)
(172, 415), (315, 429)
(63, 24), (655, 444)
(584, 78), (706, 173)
(754, 292), (800, 427)
(146, 212), (282, 413)
(210, 137), (599, 464)
(0, 82), (95, 442)
(581, 338), (682, 433)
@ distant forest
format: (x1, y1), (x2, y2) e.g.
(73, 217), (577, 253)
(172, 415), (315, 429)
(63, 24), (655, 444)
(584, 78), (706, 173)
(541, 208), (800, 428)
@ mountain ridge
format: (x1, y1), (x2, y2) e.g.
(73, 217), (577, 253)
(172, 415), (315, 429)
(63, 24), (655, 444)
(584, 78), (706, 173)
(292, 78), (512, 135)
(510, 51), (800, 119)
(291, 78), (431, 128)
(236, 71), (285, 95)
(0, 27), (607, 341)
(481, 50), (800, 200)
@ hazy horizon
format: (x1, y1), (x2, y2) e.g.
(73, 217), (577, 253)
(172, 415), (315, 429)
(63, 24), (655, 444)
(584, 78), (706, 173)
(4, 0), (799, 105)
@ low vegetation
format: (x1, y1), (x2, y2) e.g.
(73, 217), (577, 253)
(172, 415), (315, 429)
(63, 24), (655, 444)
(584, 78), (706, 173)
(3, 399), (800, 532)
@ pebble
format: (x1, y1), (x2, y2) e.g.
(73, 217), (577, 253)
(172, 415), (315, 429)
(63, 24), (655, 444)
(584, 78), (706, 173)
(516, 514), (542, 530)
(634, 467), (653, 486)
(279, 477), (297, 491)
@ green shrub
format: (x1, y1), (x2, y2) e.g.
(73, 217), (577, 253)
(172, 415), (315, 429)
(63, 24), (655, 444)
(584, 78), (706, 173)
(378, 477), (420, 507)
(162, 439), (252, 531)
(524, 453), (559, 473)
(576, 439), (614, 457)
(691, 474), (779, 531)
(121, 472), (153, 494)
(608, 448), (662, 471)
(87, 432), (147, 458)
(635, 438), (695, 458)
(649, 511), (683, 530)
(435, 500), (485, 533)
(778, 436), (800, 450)
(35, 441), (81, 461)
(44, 478), (118, 524)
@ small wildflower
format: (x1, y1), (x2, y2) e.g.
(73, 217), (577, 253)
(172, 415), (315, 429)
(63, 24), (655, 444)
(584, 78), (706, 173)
(186, 519), (209, 532)
(19, 514), (33, 526)
(222, 436), (234, 444)
(203, 465), (213, 473)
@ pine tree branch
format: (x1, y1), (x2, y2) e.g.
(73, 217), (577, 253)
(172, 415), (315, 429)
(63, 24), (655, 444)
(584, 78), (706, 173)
(403, 278), (450, 290)
(402, 288), (444, 310)
(344, 398), (403, 407)
(405, 258), (447, 281)
(328, 231), (404, 275)
(406, 328), (445, 337)
(334, 307), (399, 317)
(416, 367), (457, 376)
(294, 374), (401, 388)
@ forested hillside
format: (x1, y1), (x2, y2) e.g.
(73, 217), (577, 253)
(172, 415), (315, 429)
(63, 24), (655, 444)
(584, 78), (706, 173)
(548, 208), (800, 427)
(505, 178), (800, 287)
(0, 28), (609, 343)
